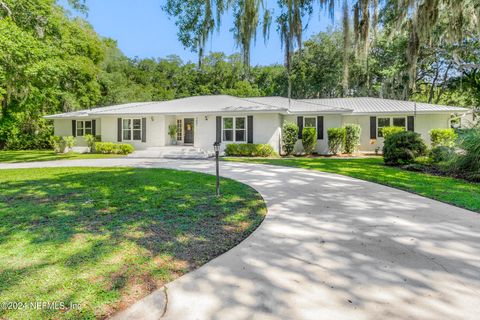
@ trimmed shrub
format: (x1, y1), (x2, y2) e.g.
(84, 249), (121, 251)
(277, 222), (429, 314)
(344, 124), (361, 154)
(224, 143), (275, 157)
(84, 134), (96, 152)
(95, 142), (134, 155)
(381, 126), (405, 140)
(430, 146), (455, 163)
(282, 121), (299, 155)
(302, 127), (317, 155)
(51, 136), (64, 153)
(51, 136), (75, 153)
(430, 128), (457, 147)
(383, 131), (427, 165)
(327, 128), (346, 155)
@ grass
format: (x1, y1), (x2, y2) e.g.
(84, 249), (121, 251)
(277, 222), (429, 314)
(224, 156), (480, 213)
(0, 150), (121, 163)
(0, 167), (266, 319)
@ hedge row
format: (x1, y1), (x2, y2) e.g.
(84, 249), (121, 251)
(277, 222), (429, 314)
(224, 143), (275, 157)
(94, 142), (134, 155)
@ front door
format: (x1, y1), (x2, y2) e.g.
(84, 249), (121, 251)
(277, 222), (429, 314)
(184, 118), (194, 144)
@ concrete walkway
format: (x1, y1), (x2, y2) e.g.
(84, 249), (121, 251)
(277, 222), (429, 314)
(1, 158), (480, 320)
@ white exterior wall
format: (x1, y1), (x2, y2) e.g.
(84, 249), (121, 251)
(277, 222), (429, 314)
(283, 114), (342, 155)
(100, 115), (165, 150)
(341, 114), (452, 152)
(53, 118), (101, 147)
(194, 113), (282, 153)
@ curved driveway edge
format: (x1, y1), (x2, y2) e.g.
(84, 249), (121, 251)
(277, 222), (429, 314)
(2, 158), (480, 320)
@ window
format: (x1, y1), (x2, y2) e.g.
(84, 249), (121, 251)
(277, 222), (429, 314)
(122, 118), (142, 141)
(223, 117), (234, 141)
(223, 117), (246, 142)
(304, 117), (316, 129)
(235, 117), (246, 142)
(377, 117), (406, 137)
(76, 120), (92, 136)
(393, 117), (406, 130)
(177, 119), (182, 141)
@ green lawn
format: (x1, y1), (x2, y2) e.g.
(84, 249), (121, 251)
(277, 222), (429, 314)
(224, 156), (480, 213)
(0, 167), (266, 319)
(0, 150), (121, 163)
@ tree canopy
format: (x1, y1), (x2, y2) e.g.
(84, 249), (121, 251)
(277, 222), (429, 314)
(0, 0), (478, 150)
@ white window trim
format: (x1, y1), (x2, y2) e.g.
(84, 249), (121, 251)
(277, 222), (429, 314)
(303, 116), (317, 129)
(377, 116), (407, 138)
(122, 118), (142, 141)
(76, 120), (92, 137)
(222, 116), (247, 142)
(177, 119), (183, 141)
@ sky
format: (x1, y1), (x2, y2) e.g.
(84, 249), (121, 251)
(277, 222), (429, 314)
(60, 0), (343, 66)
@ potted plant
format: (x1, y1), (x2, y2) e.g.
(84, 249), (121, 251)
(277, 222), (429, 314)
(168, 124), (177, 145)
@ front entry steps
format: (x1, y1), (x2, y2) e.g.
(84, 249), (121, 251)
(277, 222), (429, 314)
(128, 146), (214, 159)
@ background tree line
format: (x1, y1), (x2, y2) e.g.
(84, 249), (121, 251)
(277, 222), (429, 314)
(0, 0), (478, 149)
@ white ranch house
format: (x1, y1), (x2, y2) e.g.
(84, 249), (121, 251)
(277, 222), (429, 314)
(45, 95), (468, 155)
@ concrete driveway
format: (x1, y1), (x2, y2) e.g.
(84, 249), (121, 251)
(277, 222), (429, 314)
(1, 158), (479, 320)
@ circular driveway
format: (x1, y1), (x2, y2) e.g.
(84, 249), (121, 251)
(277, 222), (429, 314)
(2, 158), (480, 320)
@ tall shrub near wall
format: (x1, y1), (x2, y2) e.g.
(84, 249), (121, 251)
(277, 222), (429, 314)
(302, 128), (317, 155)
(282, 121), (299, 155)
(328, 128), (346, 155)
(344, 124), (361, 154)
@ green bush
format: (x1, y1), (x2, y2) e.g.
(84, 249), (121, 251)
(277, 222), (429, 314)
(224, 144), (275, 157)
(381, 126), (405, 140)
(84, 134), (96, 152)
(51, 136), (64, 153)
(302, 127), (317, 155)
(430, 146), (455, 163)
(282, 121), (299, 155)
(95, 142), (134, 155)
(430, 128), (457, 147)
(344, 124), (361, 154)
(50, 136), (75, 153)
(327, 128), (346, 155)
(383, 131), (427, 165)
(452, 128), (480, 181)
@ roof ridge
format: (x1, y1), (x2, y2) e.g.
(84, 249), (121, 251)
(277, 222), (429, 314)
(90, 101), (157, 114)
(240, 96), (290, 109)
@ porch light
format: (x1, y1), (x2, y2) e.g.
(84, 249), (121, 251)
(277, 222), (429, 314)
(213, 141), (221, 196)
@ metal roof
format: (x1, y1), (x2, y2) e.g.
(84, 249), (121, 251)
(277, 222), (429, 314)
(300, 97), (467, 114)
(44, 95), (469, 119)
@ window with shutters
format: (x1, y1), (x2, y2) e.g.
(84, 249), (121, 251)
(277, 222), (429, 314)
(377, 117), (406, 137)
(122, 118), (142, 141)
(76, 120), (92, 136)
(223, 117), (246, 142)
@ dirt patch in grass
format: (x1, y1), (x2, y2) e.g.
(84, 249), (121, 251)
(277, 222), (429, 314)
(0, 167), (266, 319)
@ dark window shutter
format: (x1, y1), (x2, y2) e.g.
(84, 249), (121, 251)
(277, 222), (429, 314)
(216, 116), (221, 143)
(92, 119), (96, 136)
(370, 116), (377, 139)
(317, 116), (324, 140)
(72, 120), (76, 137)
(117, 118), (122, 142)
(142, 117), (147, 142)
(407, 116), (415, 131)
(247, 115), (253, 143)
(297, 116), (303, 139)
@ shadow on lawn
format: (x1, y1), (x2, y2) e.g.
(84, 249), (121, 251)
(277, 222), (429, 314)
(0, 167), (266, 318)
